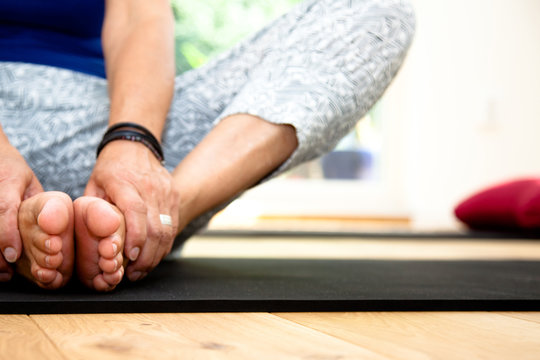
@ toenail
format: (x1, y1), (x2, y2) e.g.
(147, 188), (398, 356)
(3, 247), (17, 263)
(129, 271), (142, 281)
(129, 247), (140, 261)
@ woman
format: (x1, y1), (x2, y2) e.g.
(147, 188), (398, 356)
(0, 0), (415, 291)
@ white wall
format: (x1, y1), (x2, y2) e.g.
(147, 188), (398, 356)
(393, 0), (540, 228)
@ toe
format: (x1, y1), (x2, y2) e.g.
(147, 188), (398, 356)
(98, 256), (121, 274)
(102, 267), (124, 287)
(36, 194), (71, 235)
(31, 264), (58, 284)
(36, 272), (64, 290)
(97, 235), (121, 259)
(33, 235), (63, 255)
(86, 200), (121, 238)
(92, 274), (114, 292)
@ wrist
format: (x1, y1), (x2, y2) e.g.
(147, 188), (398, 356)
(97, 139), (157, 161)
(97, 122), (165, 165)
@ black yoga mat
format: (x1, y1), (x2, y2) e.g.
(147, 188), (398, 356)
(1, 257), (540, 313)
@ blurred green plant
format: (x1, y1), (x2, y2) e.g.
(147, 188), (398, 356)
(170, 0), (301, 73)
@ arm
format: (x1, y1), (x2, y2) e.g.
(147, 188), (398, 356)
(102, 0), (175, 137)
(85, 0), (178, 279)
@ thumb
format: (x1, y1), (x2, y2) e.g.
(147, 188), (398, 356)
(84, 178), (107, 200)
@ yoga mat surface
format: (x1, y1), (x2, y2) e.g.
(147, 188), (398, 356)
(1, 258), (540, 313)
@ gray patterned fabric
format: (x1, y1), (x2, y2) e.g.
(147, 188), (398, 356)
(0, 0), (415, 243)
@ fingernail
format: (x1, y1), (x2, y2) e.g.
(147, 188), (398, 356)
(45, 239), (51, 250)
(3, 247), (17, 263)
(37, 270), (44, 281)
(129, 247), (140, 261)
(112, 243), (118, 254)
(129, 271), (142, 281)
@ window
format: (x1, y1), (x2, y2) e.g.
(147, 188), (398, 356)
(171, 0), (409, 227)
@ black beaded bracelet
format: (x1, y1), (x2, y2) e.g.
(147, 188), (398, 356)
(96, 123), (165, 165)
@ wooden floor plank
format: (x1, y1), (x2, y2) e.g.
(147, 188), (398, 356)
(181, 236), (540, 260)
(495, 312), (540, 324)
(0, 315), (66, 360)
(31, 313), (386, 360)
(275, 312), (540, 360)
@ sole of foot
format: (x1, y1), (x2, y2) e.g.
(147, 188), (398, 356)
(74, 196), (126, 292)
(16, 191), (74, 289)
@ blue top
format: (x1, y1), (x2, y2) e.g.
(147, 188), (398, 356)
(0, 1), (106, 78)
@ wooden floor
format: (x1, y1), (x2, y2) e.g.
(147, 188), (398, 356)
(2, 234), (540, 359)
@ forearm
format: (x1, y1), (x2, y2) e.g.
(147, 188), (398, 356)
(172, 114), (298, 228)
(102, 0), (175, 139)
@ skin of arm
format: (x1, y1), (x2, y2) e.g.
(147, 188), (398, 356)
(102, 0), (175, 138)
(88, 0), (298, 281)
(85, 0), (179, 280)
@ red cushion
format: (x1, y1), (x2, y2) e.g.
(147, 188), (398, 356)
(454, 178), (540, 230)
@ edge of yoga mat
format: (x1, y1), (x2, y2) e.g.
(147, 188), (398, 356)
(2, 258), (540, 314)
(3, 300), (540, 314)
(199, 229), (540, 240)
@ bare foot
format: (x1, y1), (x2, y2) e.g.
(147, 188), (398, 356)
(16, 192), (74, 289)
(74, 196), (125, 292)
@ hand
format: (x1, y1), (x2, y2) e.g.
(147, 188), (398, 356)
(85, 140), (180, 281)
(0, 142), (44, 275)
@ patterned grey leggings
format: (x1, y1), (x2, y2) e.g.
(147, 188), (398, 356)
(0, 0), (415, 242)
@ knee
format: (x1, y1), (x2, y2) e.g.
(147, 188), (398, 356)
(364, 0), (416, 46)
(343, 0), (416, 49)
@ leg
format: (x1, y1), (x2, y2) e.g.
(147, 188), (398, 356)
(171, 114), (298, 231)
(16, 191), (74, 289)
(161, 0), (415, 243)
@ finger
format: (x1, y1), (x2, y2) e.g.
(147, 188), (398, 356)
(23, 174), (44, 200)
(1, 173), (44, 263)
(0, 188), (23, 263)
(139, 180), (177, 269)
(151, 182), (176, 262)
(126, 205), (163, 281)
(107, 182), (147, 263)
(0, 255), (13, 281)
(83, 179), (107, 200)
